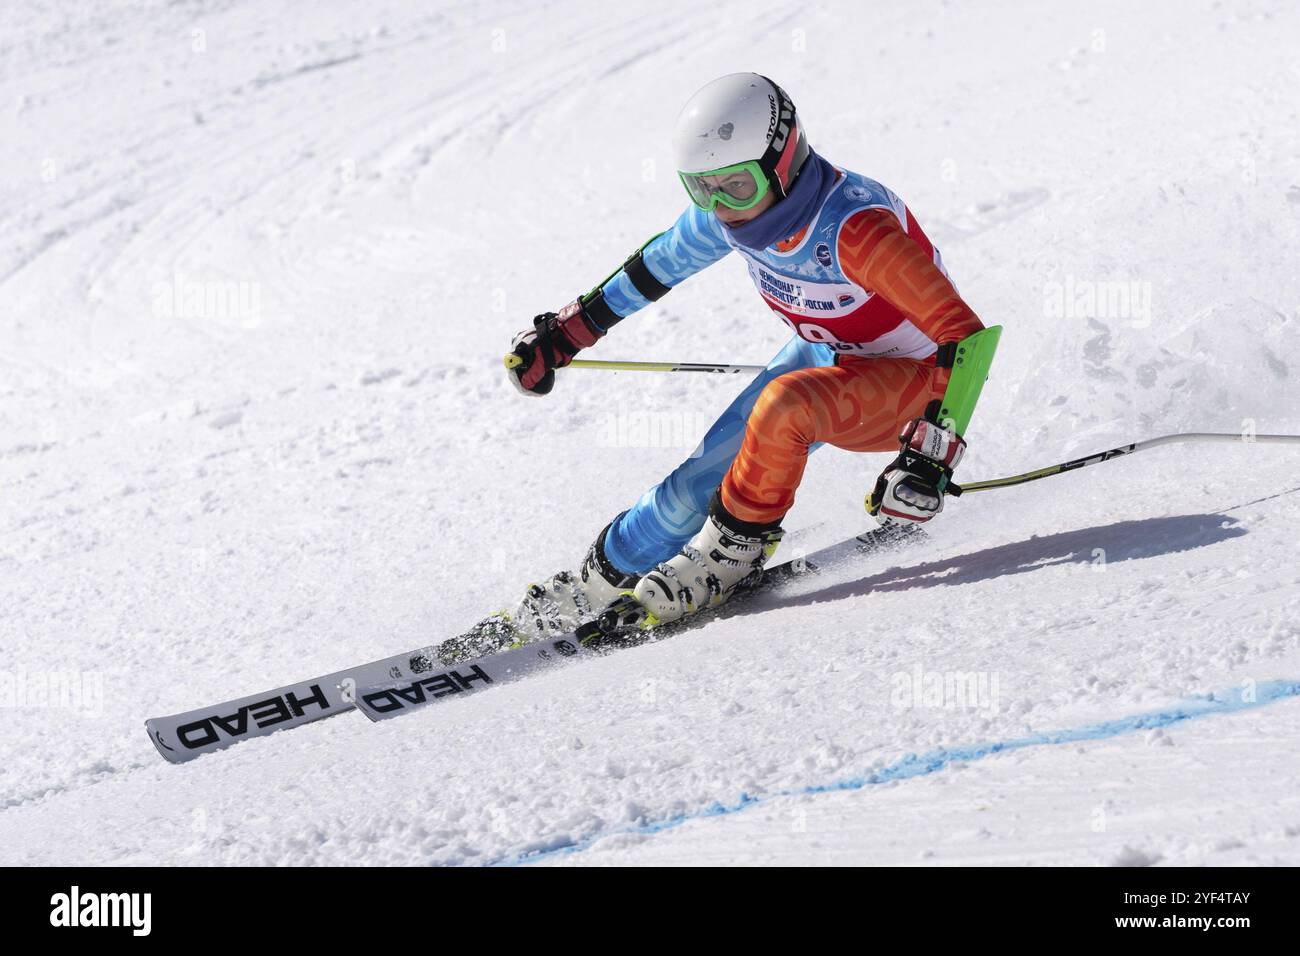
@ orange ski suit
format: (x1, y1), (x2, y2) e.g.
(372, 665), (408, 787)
(719, 208), (985, 524)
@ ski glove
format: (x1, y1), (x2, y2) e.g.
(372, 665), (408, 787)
(507, 299), (604, 397)
(867, 418), (966, 525)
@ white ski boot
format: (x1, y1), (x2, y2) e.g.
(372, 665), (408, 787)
(513, 522), (638, 641)
(436, 522), (638, 663)
(631, 494), (783, 627)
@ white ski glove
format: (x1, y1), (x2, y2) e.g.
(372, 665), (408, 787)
(867, 418), (966, 524)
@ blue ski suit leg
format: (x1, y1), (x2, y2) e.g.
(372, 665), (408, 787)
(602, 335), (835, 574)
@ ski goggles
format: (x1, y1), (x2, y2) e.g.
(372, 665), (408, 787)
(678, 160), (771, 211)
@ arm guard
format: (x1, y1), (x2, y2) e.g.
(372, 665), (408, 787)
(929, 325), (1002, 436)
(574, 204), (734, 332)
(579, 234), (672, 333)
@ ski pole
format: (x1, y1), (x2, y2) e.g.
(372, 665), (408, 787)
(504, 354), (766, 375)
(504, 352), (1300, 494)
(950, 432), (1300, 496)
(570, 358), (766, 374)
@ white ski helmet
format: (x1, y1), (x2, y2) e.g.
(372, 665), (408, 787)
(672, 73), (810, 207)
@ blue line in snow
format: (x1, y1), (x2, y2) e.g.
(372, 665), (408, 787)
(489, 679), (1300, 867)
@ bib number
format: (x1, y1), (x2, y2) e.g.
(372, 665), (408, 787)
(773, 311), (859, 352)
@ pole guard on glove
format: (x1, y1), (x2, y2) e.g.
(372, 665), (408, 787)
(867, 418), (967, 524)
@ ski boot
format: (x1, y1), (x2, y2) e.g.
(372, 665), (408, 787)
(435, 521), (637, 664)
(514, 521), (638, 640)
(616, 492), (784, 630)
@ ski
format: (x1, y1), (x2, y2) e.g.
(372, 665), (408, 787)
(144, 521), (923, 760)
(352, 634), (607, 721)
(352, 522), (925, 722)
(145, 645), (438, 764)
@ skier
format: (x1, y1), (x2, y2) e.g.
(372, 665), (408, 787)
(505, 73), (1000, 635)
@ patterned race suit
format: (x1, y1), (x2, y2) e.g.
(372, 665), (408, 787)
(588, 164), (985, 574)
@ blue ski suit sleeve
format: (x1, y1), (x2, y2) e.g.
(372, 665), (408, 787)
(593, 204), (733, 323)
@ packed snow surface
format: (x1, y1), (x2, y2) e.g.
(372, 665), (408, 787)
(2, 0), (1299, 865)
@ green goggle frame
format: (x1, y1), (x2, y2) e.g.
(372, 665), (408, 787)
(678, 160), (771, 212)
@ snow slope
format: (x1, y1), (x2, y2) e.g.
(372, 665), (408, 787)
(1, 0), (1299, 865)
